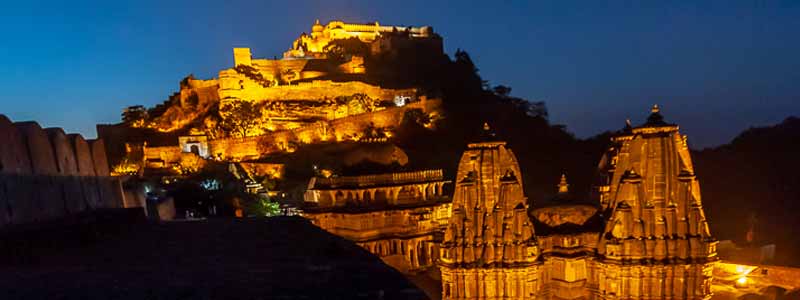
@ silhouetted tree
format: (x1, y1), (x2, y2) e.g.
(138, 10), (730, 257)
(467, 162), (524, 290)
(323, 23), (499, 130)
(220, 101), (262, 137)
(122, 105), (148, 126)
(492, 85), (512, 97)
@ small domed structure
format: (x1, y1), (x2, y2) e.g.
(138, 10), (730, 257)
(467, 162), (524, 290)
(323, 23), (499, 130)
(311, 19), (324, 33)
(530, 174), (601, 230)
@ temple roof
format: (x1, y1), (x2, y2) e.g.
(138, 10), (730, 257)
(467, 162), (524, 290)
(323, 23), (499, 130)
(529, 174), (601, 235)
(467, 123), (506, 149)
(530, 211), (604, 236)
(613, 105), (680, 140)
(531, 174), (599, 209)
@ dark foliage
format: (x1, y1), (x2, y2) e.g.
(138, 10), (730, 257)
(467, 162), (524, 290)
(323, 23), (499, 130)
(323, 37), (371, 63)
(219, 100), (263, 137)
(385, 49), (608, 204)
(693, 117), (800, 265)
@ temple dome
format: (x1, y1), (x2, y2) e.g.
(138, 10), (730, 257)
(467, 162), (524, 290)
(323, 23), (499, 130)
(312, 19), (324, 33)
(529, 174), (599, 229)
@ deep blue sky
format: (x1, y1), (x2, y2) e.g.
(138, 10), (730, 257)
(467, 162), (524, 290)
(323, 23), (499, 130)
(1, 1), (798, 148)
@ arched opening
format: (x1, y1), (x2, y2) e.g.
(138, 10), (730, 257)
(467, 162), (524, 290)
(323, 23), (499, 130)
(190, 145), (200, 155)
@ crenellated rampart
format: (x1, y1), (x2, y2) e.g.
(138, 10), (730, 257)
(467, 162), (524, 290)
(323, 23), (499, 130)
(208, 98), (441, 161)
(0, 114), (132, 229)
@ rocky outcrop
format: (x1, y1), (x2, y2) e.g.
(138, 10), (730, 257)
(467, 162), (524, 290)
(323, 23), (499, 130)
(149, 77), (220, 133)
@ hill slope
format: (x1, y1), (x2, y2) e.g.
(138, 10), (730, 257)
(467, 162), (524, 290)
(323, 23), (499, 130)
(694, 117), (800, 265)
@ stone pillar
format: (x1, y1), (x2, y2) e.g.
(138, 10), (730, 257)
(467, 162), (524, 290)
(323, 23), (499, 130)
(328, 190), (337, 206)
(391, 187), (401, 205)
(368, 189), (377, 204)
(356, 190), (365, 205)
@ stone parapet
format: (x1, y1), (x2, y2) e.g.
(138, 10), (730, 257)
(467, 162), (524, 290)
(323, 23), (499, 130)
(0, 115), (133, 229)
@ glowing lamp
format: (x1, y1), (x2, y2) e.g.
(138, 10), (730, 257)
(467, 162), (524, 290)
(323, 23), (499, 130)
(735, 276), (748, 287)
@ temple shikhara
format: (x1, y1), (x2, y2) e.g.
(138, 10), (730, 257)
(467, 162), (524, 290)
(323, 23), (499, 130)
(439, 126), (541, 298)
(593, 105), (717, 299)
(4, 18), (792, 300)
(436, 109), (718, 299)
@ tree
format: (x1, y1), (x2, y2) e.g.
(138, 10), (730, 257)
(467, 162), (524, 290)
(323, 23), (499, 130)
(323, 37), (370, 63)
(220, 100), (262, 137)
(492, 85), (512, 97)
(245, 194), (281, 217)
(122, 105), (148, 127)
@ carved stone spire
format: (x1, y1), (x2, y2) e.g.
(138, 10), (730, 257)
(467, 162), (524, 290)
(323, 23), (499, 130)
(645, 103), (668, 126)
(594, 106), (717, 299)
(439, 127), (541, 299)
(557, 173), (569, 194)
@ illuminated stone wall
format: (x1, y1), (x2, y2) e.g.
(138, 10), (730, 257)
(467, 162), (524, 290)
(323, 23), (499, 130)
(143, 145), (183, 168)
(0, 115), (131, 229)
(208, 98), (441, 161)
(219, 71), (414, 103)
(284, 20), (436, 58)
(148, 78), (220, 132)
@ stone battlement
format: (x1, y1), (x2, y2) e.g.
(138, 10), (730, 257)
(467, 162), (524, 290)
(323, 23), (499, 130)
(325, 20), (433, 37)
(207, 98), (441, 161)
(284, 20), (438, 58)
(219, 75), (414, 103)
(0, 114), (131, 229)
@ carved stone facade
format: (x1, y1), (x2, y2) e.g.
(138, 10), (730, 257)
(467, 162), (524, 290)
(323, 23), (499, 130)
(439, 129), (542, 299)
(303, 169), (451, 273)
(304, 169), (448, 207)
(441, 108), (718, 299)
(594, 105), (717, 300)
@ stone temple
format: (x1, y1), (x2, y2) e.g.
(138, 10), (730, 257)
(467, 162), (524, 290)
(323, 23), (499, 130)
(438, 107), (718, 299)
(439, 125), (541, 299)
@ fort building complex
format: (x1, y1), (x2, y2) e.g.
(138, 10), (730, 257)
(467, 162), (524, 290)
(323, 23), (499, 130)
(77, 19), (800, 300)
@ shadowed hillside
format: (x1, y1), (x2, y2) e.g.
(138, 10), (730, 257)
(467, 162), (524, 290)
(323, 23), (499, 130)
(693, 117), (800, 266)
(0, 215), (425, 299)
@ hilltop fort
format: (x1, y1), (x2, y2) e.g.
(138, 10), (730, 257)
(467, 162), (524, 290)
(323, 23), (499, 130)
(100, 20), (444, 175)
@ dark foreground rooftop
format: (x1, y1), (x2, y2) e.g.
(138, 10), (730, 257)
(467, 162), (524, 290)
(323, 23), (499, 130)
(0, 211), (426, 299)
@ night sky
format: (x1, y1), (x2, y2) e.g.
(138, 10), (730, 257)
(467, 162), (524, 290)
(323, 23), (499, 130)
(1, 1), (798, 148)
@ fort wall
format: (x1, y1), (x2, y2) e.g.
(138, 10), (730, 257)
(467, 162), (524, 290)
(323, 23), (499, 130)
(219, 72), (415, 103)
(208, 98), (440, 161)
(70, 134), (96, 176)
(0, 115), (32, 175)
(0, 115), (133, 229)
